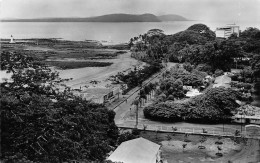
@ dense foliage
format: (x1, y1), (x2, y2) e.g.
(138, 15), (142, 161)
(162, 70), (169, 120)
(130, 24), (260, 79)
(1, 51), (119, 162)
(165, 65), (206, 87)
(116, 61), (162, 91)
(144, 87), (241, 123)
(45, 61), (113, 69)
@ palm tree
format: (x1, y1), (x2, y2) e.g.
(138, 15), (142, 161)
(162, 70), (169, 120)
(139, 89), (147, 105)
(132, 99), (140, 128)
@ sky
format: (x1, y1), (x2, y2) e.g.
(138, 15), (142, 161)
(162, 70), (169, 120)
(0, 0), (260, 22)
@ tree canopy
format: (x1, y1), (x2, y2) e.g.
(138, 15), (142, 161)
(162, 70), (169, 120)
(144, 87), (241, 123)
(1, 51), (119, 162)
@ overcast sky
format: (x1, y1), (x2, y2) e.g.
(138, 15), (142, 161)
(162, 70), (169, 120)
(1, 0), (260, 22)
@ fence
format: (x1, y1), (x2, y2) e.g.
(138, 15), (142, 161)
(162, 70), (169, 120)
(117, 123), (260, 139)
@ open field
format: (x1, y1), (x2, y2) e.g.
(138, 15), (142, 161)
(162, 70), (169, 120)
(140, 131), (260, 163)
(58, 51), (144, 89)
(1, 38), (128, 60)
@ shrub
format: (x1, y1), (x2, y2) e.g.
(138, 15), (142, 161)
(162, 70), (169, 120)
(183, 62), (193, 72)
(196, 64), (213, 73)
(214, 69), (224, 77)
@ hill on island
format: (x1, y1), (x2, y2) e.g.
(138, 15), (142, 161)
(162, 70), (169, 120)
(158, 14), (188, 21)
(1, 13), (188, 22)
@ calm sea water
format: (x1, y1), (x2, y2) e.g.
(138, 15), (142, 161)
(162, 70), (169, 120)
(1, 20), (259, 43)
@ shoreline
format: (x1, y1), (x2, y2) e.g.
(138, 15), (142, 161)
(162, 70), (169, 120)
(0, 37), (128, 46)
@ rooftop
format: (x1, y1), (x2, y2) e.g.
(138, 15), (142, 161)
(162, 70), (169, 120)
(107, 137), (160, 163)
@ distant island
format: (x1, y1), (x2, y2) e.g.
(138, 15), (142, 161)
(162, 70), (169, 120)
(1, 13), (188, 22)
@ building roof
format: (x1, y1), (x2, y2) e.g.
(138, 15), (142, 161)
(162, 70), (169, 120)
(233, 114), (260, 120)
(186, 89), (202, 97)
(212, 83), (231, 88)
(107, 137), (160, 163)
(0, 70), (13, 83)
(214, 75), (231, 84)
(213, 75), (231, 88)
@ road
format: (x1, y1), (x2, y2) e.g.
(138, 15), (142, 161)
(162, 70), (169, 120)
(111, 62), (250, 136)
(112, 62), (175, 124)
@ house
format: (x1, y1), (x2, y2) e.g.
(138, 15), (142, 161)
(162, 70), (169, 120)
(183, 85), (193, 91)
(107, 137), (161, 163)
(77, 86), (121, 104)
(215, 25), (240, 38)
(185, 89), (202, 97)
(213, 75), (231, 88)
(232, 114), (260, 125)
(0, 70), (13, 83)
(232, 105), (260, 124)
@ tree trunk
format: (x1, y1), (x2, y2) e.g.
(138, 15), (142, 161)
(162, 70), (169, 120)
(135, 105), (139, 128)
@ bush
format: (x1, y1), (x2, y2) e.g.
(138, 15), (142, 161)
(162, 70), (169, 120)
(183, 62), (193, 72)
(196, 64), (213, 73)
(143, 102), (187, 122)
(215, 69), (224, 77)
(117, 132), (138, 145)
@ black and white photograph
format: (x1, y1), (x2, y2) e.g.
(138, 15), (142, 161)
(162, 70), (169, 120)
(1, 0), (260, 162)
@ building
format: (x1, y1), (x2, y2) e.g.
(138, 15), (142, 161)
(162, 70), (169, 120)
(185, 89), (202, 97)
(77, 87), (121, 104)
(107, 137), (161, 163)
(232, 105), (260, 125)
(232, 115), (260, 125)
(9, 35), (16, 43)
(0, 70), (13, 83)
(215, 25), (240, 38)
(213, 75), (231, 88)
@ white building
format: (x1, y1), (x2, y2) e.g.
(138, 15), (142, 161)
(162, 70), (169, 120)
(107, 137), (161, 163)
(215, 25), (240, 38)
(213, 75), (231, 88)
(185, 89), (202, 97)
(9, 35), (16, 43)
(232, 115), (260, 125)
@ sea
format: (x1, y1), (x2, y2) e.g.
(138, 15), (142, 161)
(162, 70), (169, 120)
(1, 20), (260, 44)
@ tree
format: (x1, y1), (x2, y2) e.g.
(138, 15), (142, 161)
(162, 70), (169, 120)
(132, 99), (140, 128)
(1, 51), (119, 162)
(139, 89), (147, 104)
(182, 144), (187, 152)
(183, 62), (193, 72)
(144, 87), (242, 123)
(187, 23), (216, 40)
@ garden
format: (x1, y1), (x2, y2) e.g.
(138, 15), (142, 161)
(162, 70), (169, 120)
(139, 131), (260, 163)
